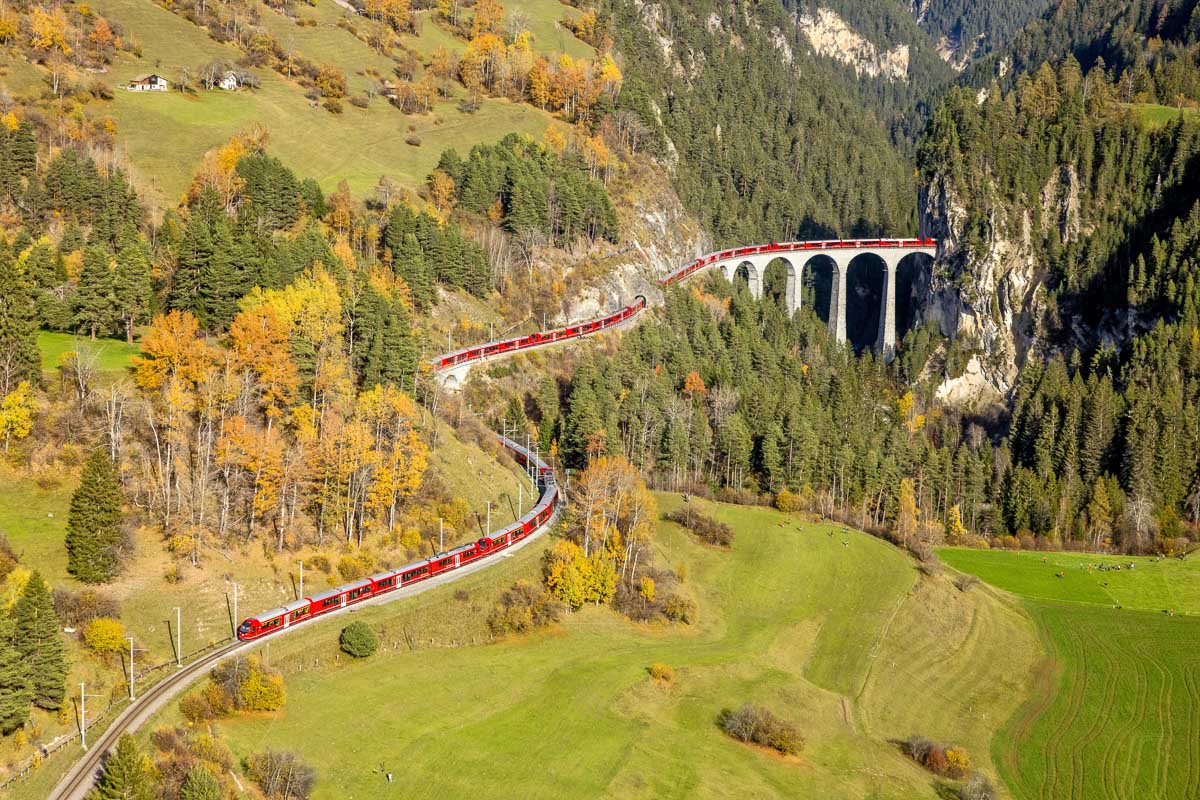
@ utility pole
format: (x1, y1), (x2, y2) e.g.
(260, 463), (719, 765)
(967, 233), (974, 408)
(486, 501), (491, 534)
(128, 638), (135, 700)
(298, 560), (304, 600)
(439, 518), (444, 552)
(173, 607), (182, 668)
(79, 683), (100, 749)
(518, 484), (523, 516)
(232, 582), (239, 638)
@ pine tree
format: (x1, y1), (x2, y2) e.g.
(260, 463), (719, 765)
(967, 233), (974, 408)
(66, 449), (126, 583)
(504, 395), (529, 435)
(11, 572), (66, 710)
(170, 218), (213, 317)
(92, 734), (155, 800)
(0, 243), (40, 395)
(110, 229), (153, 345)
(0, 615), (32, 735)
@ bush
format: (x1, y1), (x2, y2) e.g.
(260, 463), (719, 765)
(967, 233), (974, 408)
(323, 98), (343, 114)
(453, 588), (470, 602)
(208, 656), (285, 712)
(648, 663), (674, 683)
(339, 621), (379, 658)
(774, 489), (801, 512)
(487, 580), (563, 635)
(954, 574), (980, 592)
(83, 617), (125, 653)
(307, 554), (331, 574)
(717, 703), (803, 755)
(348, 94), (369, 108)
(405, 134), (422, 146)
(337, 551), (374, 580)
(245, 751), (315, 800)
(665, 507), (734, 548)
(53, 587), (120, 627)
(959, 773), (996, 800)
(662, 594), (696, 624)
(903, 733), (972, 778)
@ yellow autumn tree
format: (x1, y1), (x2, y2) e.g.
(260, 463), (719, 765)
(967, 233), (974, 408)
(0, 381), (34, 452)
(30, 8), (72, 54)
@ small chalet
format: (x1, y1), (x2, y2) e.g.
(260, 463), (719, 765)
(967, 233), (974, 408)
(218, 71), (240, 91)
(128, 74), (169, 92)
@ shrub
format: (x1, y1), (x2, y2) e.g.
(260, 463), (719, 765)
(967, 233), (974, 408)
(405, 134), (422, 146)
(339, 621), (379, 658)
(348, 94), (369, 108)
(959, 773), (996, 800)
(323, 98), (343, 114)
(53, 587), (120, 627)
(954, 574), (980, 592)
(774, 489), (800, 512)
(717, 703), (803, 755)
(903, 733), (971, 778)
(83, 617), (125, 653)
(487, 580), (563, 635)
(648, 663), (674, 683)
(453, 588), (470, 602)
(665, 507), (734, 548)
(245, 751), (315, 800)
(662, 594), (696, 624)
(209, 656), (285, 712)
(337, 551), (374, 580)
(307, 554), (331, 574)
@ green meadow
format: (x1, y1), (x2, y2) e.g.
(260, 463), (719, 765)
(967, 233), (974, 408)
(942, 546), (1200, 799)
(138, 497), (1040, 799)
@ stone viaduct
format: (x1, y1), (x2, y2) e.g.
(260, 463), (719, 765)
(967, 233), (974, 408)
(432, 238), (939, 387)
(663, 238), (938, 358)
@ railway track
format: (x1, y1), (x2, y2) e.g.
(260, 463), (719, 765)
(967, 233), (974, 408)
(49, 451), (561, 800)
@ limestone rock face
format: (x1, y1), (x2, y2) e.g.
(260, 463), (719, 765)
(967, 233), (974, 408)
(916, 161), (1090, 398)
(796, 8), (909, 81)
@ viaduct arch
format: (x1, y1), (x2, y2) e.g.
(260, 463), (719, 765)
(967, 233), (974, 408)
(705, 241), (937, 358)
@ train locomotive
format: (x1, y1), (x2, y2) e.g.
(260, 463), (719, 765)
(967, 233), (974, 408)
(236, 436), (558, 641)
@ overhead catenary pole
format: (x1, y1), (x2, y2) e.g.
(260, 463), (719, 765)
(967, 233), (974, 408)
(232, 582), (239, 638)
(439, 517), (444, 552)
(298, 560), (304, 600)
(486, 501), (491, 534)
(80, 683), (86, 749)
(173, 607), (182, 668)
(518, 484), (523, 516)
(128, 637), (135, 700)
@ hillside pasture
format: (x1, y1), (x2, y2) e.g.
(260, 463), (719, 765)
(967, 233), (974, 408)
(999, 601), (1200, 800)
(939, 547), (1200, 614)
(37, 332), (139, 376)
(158, 497), (1038, 799)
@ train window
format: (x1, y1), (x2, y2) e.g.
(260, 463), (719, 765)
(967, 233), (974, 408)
(322, 597), (340, 608)
(266, 617), (281, 628)
(438, 558), (454, 567)
(377, 578), (394, 588)
(290, 608), (308, 621)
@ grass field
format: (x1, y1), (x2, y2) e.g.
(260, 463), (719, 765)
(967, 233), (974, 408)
(1125, 102), (1200, 129)
(998, 602), (1200, 800)
(941, 546), (1200, 800)
(79, 0), (581, 209)
(115, 497), (1044, 799)
(939, 547), (1200, 614)
(37, 332), (140, 375)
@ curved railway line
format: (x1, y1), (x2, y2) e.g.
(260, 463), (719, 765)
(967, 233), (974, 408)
(49, 436), (560, 800)
(49, 237), (937, 798)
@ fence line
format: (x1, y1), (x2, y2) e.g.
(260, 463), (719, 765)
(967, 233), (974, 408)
(0, 637), (232, 790)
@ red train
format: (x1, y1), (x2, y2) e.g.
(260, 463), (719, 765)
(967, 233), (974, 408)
(435, 295), (647, 370)
(429, 238), (936, 375)
(236, 436), (559, 641)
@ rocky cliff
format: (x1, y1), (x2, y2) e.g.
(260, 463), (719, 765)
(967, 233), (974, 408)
(917, 163), (1089, 399)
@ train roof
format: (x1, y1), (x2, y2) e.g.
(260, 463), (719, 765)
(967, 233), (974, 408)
(368, 570), (399, 583)
(308, 579), (370, 604)
(397, 557), (432, 573)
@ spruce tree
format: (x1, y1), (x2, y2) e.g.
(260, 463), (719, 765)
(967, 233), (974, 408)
(0, 615), (32, 735)
(0, 243), (40, 395)
(110, 229), (153, 345)
(179, 766), (222, 800)
(75, 245), (115, 339)
(92, 734), (155, 800)
(66, 449), (126, 583)
(196, 220), (241, 331)
(12, 572), (66, 710)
